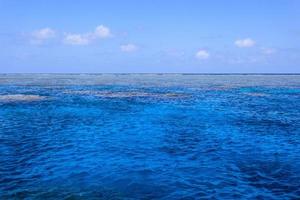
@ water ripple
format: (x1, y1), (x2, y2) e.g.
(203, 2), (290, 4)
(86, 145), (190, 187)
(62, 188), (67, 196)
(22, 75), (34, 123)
(0, 74), (300, 199)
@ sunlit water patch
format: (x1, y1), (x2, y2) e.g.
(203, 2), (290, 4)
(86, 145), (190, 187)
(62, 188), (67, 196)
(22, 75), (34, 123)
(0, 74), (300, 199)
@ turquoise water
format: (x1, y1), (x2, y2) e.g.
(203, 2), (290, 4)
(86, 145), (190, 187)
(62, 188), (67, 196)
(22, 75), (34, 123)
(0, 74), (300, 199)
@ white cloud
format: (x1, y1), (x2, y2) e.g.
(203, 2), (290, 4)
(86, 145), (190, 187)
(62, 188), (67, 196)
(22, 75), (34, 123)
(195, 50), (210, 60)
(94, 25), (111, 38)
(235, 38), (256, 48)
(30, 28), (56, 44)
(32, 28), (56, 40)
(120, 44), (138, 52)
(63, 25), (112, 45)
(63, 34), (90, 45)
(261, 47), (276, 55)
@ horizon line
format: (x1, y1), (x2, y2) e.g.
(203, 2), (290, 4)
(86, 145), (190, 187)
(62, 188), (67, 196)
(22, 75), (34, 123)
(1, 73), (300, 75)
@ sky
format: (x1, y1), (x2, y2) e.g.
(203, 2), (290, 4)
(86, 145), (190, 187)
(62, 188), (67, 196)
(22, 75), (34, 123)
(0, 0), (299, 73)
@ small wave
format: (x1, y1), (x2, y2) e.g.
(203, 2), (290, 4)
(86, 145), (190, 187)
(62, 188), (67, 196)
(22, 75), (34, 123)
(0, 94), (47, 102)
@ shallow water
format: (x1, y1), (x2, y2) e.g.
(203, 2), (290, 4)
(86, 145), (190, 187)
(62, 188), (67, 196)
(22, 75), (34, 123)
(0, 74), (300, 199)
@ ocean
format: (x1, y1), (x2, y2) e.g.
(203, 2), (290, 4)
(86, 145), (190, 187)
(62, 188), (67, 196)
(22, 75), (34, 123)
(0, 74), (300, 199)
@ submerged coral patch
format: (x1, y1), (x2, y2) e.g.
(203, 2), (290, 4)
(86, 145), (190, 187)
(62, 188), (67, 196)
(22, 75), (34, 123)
(244, 92), (269, 97)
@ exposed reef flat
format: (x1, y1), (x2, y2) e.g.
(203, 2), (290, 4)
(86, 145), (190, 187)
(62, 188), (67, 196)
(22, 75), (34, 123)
(63, 90), (189, 99)
(0, 94), (47, 102)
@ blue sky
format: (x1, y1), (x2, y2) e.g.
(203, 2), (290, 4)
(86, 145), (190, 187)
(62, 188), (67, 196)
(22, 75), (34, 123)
(0, 0), (299, 73)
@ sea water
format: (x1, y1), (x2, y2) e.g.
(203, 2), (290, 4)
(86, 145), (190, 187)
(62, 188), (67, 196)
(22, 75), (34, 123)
(0, 74), (299, 199)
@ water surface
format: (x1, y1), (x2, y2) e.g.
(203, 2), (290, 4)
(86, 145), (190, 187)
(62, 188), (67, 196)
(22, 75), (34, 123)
(0, 74), (300, 199)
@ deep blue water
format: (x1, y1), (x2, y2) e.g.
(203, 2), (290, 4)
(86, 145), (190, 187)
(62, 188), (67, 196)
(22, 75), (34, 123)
(0, 74), (300, 199)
